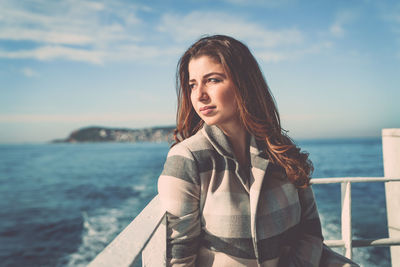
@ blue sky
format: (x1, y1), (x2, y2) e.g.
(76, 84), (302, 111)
(0, 0), (399, 143)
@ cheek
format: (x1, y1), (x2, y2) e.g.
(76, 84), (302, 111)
(220, 90), (237, 109)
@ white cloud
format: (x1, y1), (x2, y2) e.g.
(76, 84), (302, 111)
(255, 41), (332, 62)
(105, 44), (180, 62)
(0, 46), (104, 64)
(330, 25), (344, 37)
(222, 0), (296, 7)
(330, 9), (359, 37)
(0, 0), (147, 64)
(21, 67), (38, 77)
(158, 12), (304, 49)
(0, 1), (330, 64)
(0, 28), (93, 45)
(156, 11), (335, 63)
(256, 51), (288, 62)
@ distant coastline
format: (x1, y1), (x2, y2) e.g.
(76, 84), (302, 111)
(48, 126), (381, 144)
(52, 126), (175, 143)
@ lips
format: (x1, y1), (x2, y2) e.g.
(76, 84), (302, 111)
(199, 105), (216, 115)
(199, 106), (215, 111)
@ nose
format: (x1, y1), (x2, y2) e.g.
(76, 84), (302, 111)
(194, 82), (209, 102)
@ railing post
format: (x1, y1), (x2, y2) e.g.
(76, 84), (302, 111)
(341, 181), (352, 259)
(383, 128), (400, 267)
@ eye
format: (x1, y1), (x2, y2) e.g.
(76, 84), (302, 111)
(208, 77), (222, 83)
(189, 83), (196, 90)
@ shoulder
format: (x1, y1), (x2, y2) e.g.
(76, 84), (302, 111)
(172, 129), (212, 152)
(161, 130), (214, 185)
(168, 129), (215, 162)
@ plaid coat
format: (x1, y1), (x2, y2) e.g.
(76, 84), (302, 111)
(158, 124), (358, 267)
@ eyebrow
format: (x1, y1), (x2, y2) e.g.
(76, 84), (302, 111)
(189, 72), (227, 83)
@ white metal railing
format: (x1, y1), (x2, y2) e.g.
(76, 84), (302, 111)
(87, 176), (400, 267)
(311, 176), (400, 259)
(87, 196), (166, 267)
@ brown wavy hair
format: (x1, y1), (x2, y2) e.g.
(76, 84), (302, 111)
(174, 35), (313, 187)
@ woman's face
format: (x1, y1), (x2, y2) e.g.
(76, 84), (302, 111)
(188, 56), (240, 132)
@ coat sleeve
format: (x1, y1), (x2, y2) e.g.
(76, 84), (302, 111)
(279, 186), (324, 267)
(157, 143), (201, 267)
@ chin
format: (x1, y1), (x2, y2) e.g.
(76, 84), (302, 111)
(202, 119), (218, 126)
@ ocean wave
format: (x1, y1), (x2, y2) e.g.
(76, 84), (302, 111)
(64, 197), (141, 267)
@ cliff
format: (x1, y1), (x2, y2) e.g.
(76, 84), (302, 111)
(52, 126), (175, 143)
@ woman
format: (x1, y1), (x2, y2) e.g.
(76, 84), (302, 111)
(158, 35), (358, 267)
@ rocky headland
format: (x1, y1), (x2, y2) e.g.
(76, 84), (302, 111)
(52, 126), (175, 143)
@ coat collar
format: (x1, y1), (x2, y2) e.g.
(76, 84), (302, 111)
(201, 123), (235, 160)
(201, 123), (268, 164)
(201, 124), (270, 191)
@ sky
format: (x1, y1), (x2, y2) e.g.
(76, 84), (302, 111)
(0, 0), (399, 143)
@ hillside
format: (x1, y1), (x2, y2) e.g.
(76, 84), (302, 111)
(52, 126), (175, 143)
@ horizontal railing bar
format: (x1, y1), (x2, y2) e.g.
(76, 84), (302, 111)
(325, 240), (344, 247)
(88, 195), (164, 267)
(325, 238), (400, 248)
(311, 177), (400, 184)
(353, 237), (400, 247)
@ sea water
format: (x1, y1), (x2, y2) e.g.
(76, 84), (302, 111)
(0, 138), (388, 267)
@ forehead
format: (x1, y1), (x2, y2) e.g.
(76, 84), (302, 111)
(188, 56), (225, 78)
